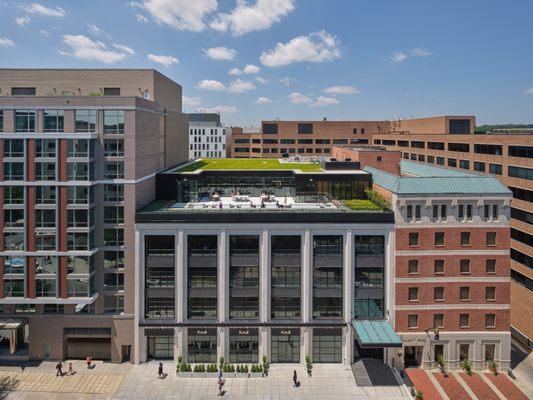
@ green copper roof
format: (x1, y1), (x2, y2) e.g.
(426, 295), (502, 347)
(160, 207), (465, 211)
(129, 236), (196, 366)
(364, 165), (511, 195)
(400, 160), (478, 177)
(352, 320), (402, 348)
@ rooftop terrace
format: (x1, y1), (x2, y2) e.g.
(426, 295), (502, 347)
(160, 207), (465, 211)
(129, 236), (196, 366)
(170, 158), (325, 173)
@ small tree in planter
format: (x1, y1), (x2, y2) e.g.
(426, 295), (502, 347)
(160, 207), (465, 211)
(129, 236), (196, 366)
(262, 356), (269, 376)
(415, 390), (424, 400)
(488, 360), (498, 375)
(437, 354), (446, 375)
(305, 355), (312, 377)
(461, 359), (472, 376)
(219, 356), (225, 371)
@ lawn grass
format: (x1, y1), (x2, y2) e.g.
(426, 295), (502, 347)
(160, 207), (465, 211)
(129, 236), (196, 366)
(175, 158), (323, 172)
(343, 199), (383, 211)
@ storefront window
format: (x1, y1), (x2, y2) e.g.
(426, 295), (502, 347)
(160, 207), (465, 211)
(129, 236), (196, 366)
(229, 328), (258, 363)
(188, 328), (216, 363)
(271, 328), (300, 363)
(313, 328), (342, 363)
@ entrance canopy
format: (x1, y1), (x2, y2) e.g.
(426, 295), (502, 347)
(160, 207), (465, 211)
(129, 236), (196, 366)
(0, 320), (24, 330)
(352, 320), (402, 348)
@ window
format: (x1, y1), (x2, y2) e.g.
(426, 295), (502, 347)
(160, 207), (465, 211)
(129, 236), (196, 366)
(460, 287), (470, 301)
(104, 250), (124, 269)
(104, 205), (124, 224)
(67, 139), (91, 158)
(4, 280), (25, 297)
(36, 139), (56, 158)
(0, 110), (3, 132)
(460, 259), (470, 274)
(411, 141), (425, 149)
(489, 163), (502, 175)
(408, 314), (418, 328)
(67, 162), (93, 180)
(67, 256), (93, 275)
(409, 232), (419, 246)
(104, 110), (125, 134)
(511, 208), (533, 225)
(105, 161), (124, 179)
(229, 328), (259, 363)
(312, 329), (341, 363)
(434, 287), (444, 301)
(408, 259), (419, 274)
(4, 139), (24, 157)
(15, 110), (35, 132)
(437, 157), (445, 165)
(428, 141), (445, 150)
(44, 304), (64, 314)
(314, 139), (330, 144)
(104, 295), (124, 314)
(3, 162), (24, 180)
(458, 204), (473, 221)
(104, 184), (124, 202)
(36, 278), (56, 297)
(35, 161), (56, 181)
(486, 232), (496, 246)
(104, 139), (125, 156)
(449, 119), (471, 134)
(474, 161), (486, 172)
(509, 145), (533, 158)
(448, 158), (457, 167)
(486, 286), (496, 301)
(36, 209), (56, 228)
(509, 166), (533, 181)
(434, 259), (445, 274)
(43, 110), (64, 132)
(262, 123), (278, 134)
(298, 123), (313, 134)
(485, 344), (496, 362)
(461, 232), (471, 246)
(11, 87), (36, 95)
(104, 272), (124, 291)
(104, 228), (124, 246)
(484, 204), (499, 221)
(4, 186), (24, 204)
(68, 232), (93, 250)
(433, 204), (447, 221)
(427, 156), (435, 164)
(35, 232), (56, 250)
(103, 87), (120, 96)
(459, 314), (470, 328)
(459, 160), (470, 169)
(486, 259), (496, 274)
(407, 205), (412, 220)
(75, 110), (97, 133)
(459, 344), (470, 361)
(485, 314), (496, 328)
(434, 232), (445, 246)
(408, 287), (419, 302)
(448, 143), (469, 152)
(434, 314), (444, 328)
(475, 144), (502, 156)
(4, 209), (24, 228)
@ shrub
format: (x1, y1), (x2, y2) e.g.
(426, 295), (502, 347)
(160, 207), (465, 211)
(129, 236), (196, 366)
(262, 356), (269, 376)
(219, 357), (224, 370)
(364, 188), (387, 210)
(178, 356), (183, 364)
(244, 365), (249, 373)
(415, 391), (424, 400)
(461, 359), (472, 376)
(488, 360), (498, 375)
(305, 354), (312, 377)
(179, 363), (188, 373)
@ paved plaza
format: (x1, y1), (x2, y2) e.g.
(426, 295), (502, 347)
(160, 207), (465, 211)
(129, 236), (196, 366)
(0, 360), (409, 400)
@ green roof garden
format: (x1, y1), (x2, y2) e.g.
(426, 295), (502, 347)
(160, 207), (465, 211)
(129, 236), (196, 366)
(171, 158), (324, 173)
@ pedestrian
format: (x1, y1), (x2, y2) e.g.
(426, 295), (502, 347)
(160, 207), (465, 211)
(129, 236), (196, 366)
(68, 362), (73, 376)
(293, 370), (298, 387)
(217, 368), (223, 380)
(217, 377), (225, 396)
(158, 362), (164, 378)
(56, 361), (62, 377)
(86, 355), (92, 369)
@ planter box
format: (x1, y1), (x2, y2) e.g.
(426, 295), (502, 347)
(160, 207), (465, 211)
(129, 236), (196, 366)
(176, 372), (192, 378)
(248, 372), (263, 378)
(205, 372), (219, 378)
(192, 372), (205, 378)
(235, 373), (248, 378)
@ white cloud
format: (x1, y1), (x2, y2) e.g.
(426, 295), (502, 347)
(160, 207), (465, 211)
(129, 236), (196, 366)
(260, 31), (341, 67)
(526, 87), (533, 95)
(21, 3), (66, 17)
(228, 68), (242, 75)
(255, 96), (272, 104)
(411, 48), (432, 57)
(278, 77), (295, 86)
(227, 79), (255, 93)
(390, 51), (407, 63)
(147, 54), (179, 67)
(243, 64), (260, 74)
(204, 46), (236, 61)
(288, 92), (312, 104)
(39, 30), (50, 36)
(15, 16), (30, 26)
(135, 13), (148, 23)
(310, 96), (340, 107)
(0, 37), (15, 47)
(255, 76), (268, 84)
(87, 23), (103, 35)
(323, 85), (361, 95)
(131, 0), (217, 31)
(210, 0), (294, 36)
(59, 35), (133, 64)
(197, 79), (226, 91)
(183, 96), (202, 107)
(202, 105), (237, 113)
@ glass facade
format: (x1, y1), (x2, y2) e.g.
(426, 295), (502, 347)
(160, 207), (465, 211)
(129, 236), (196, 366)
(229, 236), (259, 319)
(188, 328), (217, 363)
(187, 236), (217, 320)
(313, 328), (342, 363)
(147, 334), (174, 359)
(354, 235), (385, 319)
(271, 328), (300, 363)
(313, 236), (343, 319)
(229, 328), (259, 363)
(271, 235), (301, 319)
(145, 236), (175, 319)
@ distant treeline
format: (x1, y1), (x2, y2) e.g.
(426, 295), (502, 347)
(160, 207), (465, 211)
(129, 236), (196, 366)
(475, 124), (533, 133)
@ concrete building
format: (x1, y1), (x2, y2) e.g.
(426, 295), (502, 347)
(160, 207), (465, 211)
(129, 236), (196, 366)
(133, 156), (511, 371)
(188, 113), (229, 160)
(0, 69), (188, 362)
(372, 116), (532, 350)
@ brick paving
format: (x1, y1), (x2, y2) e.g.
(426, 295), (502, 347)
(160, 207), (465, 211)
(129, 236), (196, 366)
(484, 373), (529, 400)
(432, 372), (470, 400)
(459, 373), (500, 400)
(404, 369), (444, 400)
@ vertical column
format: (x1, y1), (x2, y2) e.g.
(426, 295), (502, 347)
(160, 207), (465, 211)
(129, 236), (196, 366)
(385, 230), (395, 325)
(133, 228), (142, 364)
(217, 230), (228, 361)
(343, 229), (353, 366)
(259, 229), (270, 361)
(176, 327), (186, 362)
(58, 139), (68, 298)
(175, 230), (184, 323)
(301, 229), (312, 364)
(26, 139), (36, 298)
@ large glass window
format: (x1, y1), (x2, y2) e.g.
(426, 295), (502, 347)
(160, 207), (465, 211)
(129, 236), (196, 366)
(271, 328), (300, 363)
(104, 228), (124, 246)
(229, 235), (259, 319)
(229, 328), (259, 363)
(67, 256), (93, 275)
(68, 208), (93, 228)
(35, 232), (56, 250)
(104, 161), (124, 179)
(188, 328), (217, 363)
(35, 161), (56, 181)
(67, 139), (92, 158)
(187, 235), (217, 320)
(104, 251), (124, 269)
(43, 110), (64, 132)
(145, 236), (175, 319)
(75, 110), (97, 133)
(147, 334), (174, 359)
(3, 162), (24, 180)
(104, 110), (125, 134)
(3, 139), (24, 157)
(36, 209), (55, 228)
(313, 328), (342, 363)
(104, 139), (124, 156)
(3, 279), (25, 297)
(36, 278), (56, 297)
(67, 231), (93, 251)
(4, 186), (24, 204)
(67, 162), (94, 181)
(67, 186), (93, 205)
(313, 236), (343, 319)
(104, 184), (124, 202)
(104, 205), (124, 224)
(4, 209), (24, 228)
(36, 139), (56, 158)
(354, 235), (385, 319)
(15, 110), (35, 132)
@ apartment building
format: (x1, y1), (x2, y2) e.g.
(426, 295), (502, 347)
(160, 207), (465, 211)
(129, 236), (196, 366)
(0, 69), (187, 362)
(229, 120), (376, 158)
(372, 116), (532, 349)
(134, 158), (397, 366)
(188, 113), (229, 160)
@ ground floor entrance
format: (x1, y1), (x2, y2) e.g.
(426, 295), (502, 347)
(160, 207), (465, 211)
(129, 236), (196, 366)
(354, 341), (384, 362)
(271, 328), (300, 363)
(404, 345), (423, 368)
(66, 338), (111, 360)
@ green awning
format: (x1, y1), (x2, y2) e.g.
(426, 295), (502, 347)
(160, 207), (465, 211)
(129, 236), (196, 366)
(352, 320), (402, 348)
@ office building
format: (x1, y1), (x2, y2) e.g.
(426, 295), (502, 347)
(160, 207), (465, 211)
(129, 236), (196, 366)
(0, 69), (187, 361)
(188, 113), (229, 160)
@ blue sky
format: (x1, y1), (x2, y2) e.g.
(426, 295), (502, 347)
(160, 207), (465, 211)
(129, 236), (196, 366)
(1, 0), (532, 127)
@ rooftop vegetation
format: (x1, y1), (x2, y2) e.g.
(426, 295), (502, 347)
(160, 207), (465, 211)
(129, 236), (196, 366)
(174, 158), (323, 172)
(343, 189), (388, 211)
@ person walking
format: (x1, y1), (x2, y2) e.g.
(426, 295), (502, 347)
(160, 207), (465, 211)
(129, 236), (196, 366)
(56, 361), (62, 377)
(293, 370), (298, 387)
(158, 362), (164, 378)
(217, 368), (223, 380)
(86, 355), (93, 369)
(217, 377), (225, 396)
(68, 362), (73, 376)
